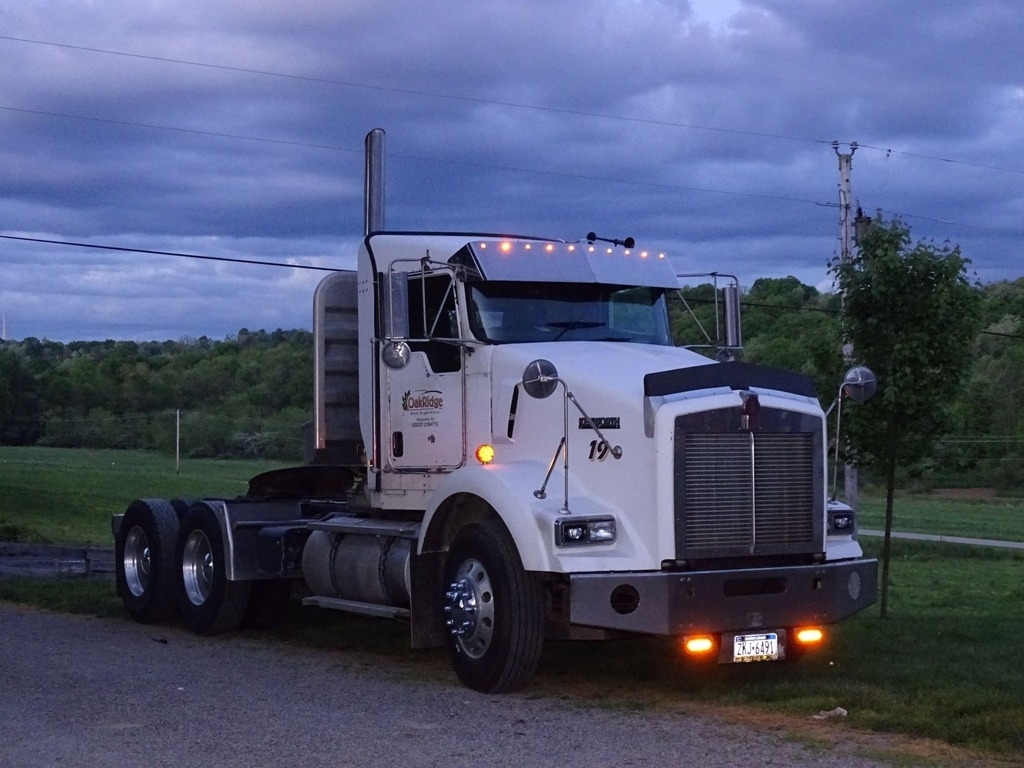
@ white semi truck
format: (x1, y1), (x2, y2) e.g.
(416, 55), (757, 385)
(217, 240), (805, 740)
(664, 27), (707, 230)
(113, 130), (877, 693)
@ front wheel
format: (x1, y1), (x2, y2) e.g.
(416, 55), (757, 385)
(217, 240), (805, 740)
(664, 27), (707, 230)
(176, 503), (250, 635)
(442, 520), (546, 693)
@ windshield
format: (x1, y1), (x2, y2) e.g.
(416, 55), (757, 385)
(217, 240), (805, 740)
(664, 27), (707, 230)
(467, 281), (672, 345)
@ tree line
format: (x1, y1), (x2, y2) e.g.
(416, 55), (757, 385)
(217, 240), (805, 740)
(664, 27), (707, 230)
(0, 328), (312, 460)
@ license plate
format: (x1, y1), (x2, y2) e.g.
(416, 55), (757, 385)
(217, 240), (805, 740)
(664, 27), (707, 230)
(733, 632), (779, 662)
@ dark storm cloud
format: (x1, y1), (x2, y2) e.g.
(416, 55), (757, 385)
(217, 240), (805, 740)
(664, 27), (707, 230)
(1, 0), (1022, 341)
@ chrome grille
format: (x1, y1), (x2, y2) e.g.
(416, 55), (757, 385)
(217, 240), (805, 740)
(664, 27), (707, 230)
(677, 424), (820, 559)
(683, 434), (753, 552)
(753, 434), (815, 545)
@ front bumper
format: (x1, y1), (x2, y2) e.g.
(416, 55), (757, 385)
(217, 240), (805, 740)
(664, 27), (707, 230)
(568, 558), (878, 636)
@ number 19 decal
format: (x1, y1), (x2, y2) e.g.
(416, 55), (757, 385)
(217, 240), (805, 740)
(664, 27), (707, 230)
(588, 440), (620, 461)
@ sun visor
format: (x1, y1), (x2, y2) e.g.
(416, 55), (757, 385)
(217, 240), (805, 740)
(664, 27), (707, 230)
(450, 238), (680, 288)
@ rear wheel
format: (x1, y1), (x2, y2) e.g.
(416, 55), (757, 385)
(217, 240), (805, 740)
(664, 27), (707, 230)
(442, 520), (546, 693)
(116, 499), (179, 623)
(176, 503), (250, 635)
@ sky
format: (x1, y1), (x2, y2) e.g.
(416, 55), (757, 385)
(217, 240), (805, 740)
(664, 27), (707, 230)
(1, 0), (1022, 342)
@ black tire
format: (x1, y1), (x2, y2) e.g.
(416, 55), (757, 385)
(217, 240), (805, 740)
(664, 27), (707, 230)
(242, 579), (293, 630)
(176, 503), (251, 635)
(116, 498), (180, 624)
(442, 520), (546, 693)
(169, 498), (197, 518)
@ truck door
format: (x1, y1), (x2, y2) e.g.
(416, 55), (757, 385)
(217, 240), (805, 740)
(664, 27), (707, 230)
(384, 270), (466, 470)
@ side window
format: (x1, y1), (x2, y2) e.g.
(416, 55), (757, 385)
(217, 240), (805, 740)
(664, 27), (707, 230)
(407, 273), (461, 372)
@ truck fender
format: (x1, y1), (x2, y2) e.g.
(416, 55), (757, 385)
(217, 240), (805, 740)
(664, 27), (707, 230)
(420, 463), (561, 573)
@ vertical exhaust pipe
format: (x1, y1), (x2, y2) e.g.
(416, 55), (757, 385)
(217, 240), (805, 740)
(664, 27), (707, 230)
(723, 283), (742, 349)
(364, 128), (386, 235)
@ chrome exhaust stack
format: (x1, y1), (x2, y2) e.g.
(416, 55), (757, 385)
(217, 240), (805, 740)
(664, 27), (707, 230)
(364, 128), (386, 235)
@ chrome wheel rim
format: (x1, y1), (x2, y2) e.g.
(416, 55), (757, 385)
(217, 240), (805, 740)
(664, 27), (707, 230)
(123, 525), (150, 598)
(181, 529), (214, 606)
(443, 558), (495, 659)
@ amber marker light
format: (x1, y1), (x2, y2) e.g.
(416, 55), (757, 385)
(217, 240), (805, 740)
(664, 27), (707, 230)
(475, 444), (496, 464)
(794, 627), (825, 645)
(682, 635), (715, 656)
(500, 241), (513, 253)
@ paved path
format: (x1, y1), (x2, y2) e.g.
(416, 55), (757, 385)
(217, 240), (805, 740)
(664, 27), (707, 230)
(859, 529), (1024, 550)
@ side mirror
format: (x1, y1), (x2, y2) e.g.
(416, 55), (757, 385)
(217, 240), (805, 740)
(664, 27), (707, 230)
(522, 359), (559, 399)
(830, 365), (876, 502)
(841, 365), (876, 403)
(381, 341), (411, 370)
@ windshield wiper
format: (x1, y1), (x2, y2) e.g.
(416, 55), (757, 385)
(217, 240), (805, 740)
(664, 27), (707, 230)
(546, 321), (605, 340)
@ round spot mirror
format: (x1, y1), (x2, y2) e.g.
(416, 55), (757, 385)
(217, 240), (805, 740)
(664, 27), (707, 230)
(521, 359), (559, 399)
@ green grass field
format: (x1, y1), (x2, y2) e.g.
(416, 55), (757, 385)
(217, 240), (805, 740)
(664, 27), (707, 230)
(0, 446), (288, 544)
(2, 446), (1023, 762)
(858, 492), (1024, 542)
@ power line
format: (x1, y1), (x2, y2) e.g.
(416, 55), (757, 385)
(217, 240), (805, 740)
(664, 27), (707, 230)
(0, 105), (829, 207)
(1, 35), (1020, 237)
(856, 142), (1024, 177)
(0, 105), (361, 155)
(0, 35), (828, 148)
(8, 98), (1019, 238)
(0, 234), (339, 272)
(10, 98), (1021, 238)
(10, 98), (1015, 236)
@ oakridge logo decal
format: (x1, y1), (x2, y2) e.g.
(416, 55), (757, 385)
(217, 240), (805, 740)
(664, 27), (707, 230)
(402, 390), (444, 411)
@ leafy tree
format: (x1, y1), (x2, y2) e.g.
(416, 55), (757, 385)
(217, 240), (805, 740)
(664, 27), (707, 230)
(0, 330), (314, 459)
(951, 308), (1024, 490)
(741, 277), (845, 398)
(830, 215), (982, 617)
(0, 345), (45, 444)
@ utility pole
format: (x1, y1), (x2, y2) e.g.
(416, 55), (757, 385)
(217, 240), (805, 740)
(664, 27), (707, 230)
(176, 409), (181, 475)
(835, 141), (857, 271)
(833, 141), (859, 510)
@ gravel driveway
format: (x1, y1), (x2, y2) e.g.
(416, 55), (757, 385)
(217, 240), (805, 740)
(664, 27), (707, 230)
(0, 602), (894, 768)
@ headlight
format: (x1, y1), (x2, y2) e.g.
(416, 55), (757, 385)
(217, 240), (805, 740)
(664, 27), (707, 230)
(555, 517), (616, 546)
(828, 505), (855, 533)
